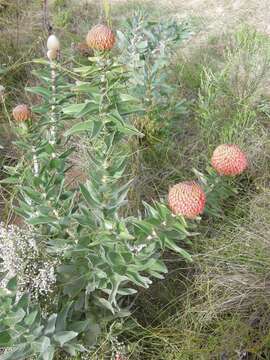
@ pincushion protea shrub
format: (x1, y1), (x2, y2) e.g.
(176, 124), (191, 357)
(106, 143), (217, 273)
(0, 28), (193, 358)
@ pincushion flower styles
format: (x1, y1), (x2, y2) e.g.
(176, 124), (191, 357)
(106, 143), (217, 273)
(168, 181), (206, 219)
(86, 24), (116, 51)
(211, 144), (248, 176)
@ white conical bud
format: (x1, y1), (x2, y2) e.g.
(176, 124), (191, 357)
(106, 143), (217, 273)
(47, 34), (60, 51)
(47, 49), (57, 61)
(0, 85), (5, 95)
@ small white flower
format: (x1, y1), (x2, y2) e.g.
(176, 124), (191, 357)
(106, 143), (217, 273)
(0, 223), (58, 302)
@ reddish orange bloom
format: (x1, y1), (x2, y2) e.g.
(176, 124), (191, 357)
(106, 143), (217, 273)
(211, 144), (248, 176)
(86, 24), (116, 51)
(12, 104), (31, 122)
(168, 181), (206, 219)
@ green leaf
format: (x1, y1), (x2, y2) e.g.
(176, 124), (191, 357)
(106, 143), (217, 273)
(63, 102), (98, 118)
(79, 183), (101, 207)
(150, 260), (168, 274)
(55, 302), (73, 332)
(164, 237), (192, 262)
(26, 86), (51, 99)
(5, 308), (26, 325)
(64, 118), (102, 138)
(44, 314), (57, 335)
(1, 345), (33, 360)
(28, 216), (59, 227)
(65, 120), (94, 137)
(0, 177), (19, 184)
(53, 331), (78, 347)
(143, 201), (159, 218)
(24, 310), (38, 326)
(91, 120), (103, 139)
(119, 93), (139, 102)
(6, 277), (17, 291)
(114, 287), (137, 296)
(126, 271), (152, 288)
(84, 323), (100, 346)
(137, 40), (148, 49)
(41, 337), (51, 353)
(107, 252), (125, 266)
(41, 346), (55, 360)
(62, 343), (86, 356)
(69, 320), (90, 333)
(108, 111), (143, 137)
(0, 331), (11, 346)
(62, 103), (86, 115)
(94, 297), (115, 314)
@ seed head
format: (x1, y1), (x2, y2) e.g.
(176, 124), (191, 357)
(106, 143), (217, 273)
(47, 34), (60, 51)
(86, 24), (116, 51)
(12, 104), (31, 122)
(211, 144), (248, 176)
(168, 181), (206, 219)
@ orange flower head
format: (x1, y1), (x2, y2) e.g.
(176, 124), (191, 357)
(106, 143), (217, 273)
(86, 24), (116, 51)
(211, 144), (248, 176)
(168, 181), (206, 219)
(12, 104), (31, 122)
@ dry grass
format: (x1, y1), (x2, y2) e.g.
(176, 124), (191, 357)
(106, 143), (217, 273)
(124, 190), (270, 359)
(110, 0), (270, 35)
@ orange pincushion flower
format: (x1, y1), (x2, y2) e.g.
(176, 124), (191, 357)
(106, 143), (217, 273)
(211, 144), (247, 176)
(12, 104), (31, 122)
(168, 181), (206, 219)
(86, 24), (116, 51)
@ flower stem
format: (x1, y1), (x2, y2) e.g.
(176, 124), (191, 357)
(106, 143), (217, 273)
(50, 61), (57, 145)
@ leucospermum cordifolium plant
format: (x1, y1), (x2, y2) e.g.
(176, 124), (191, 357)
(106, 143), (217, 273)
(0, 19), (248, 360)
(0, 26), (192, 359)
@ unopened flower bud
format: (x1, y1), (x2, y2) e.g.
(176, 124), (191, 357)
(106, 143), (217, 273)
(0, 85), (5, 95)
(12, 104), (31, 122)
(47, 49), (58, 61)
(47, 34), (60, 51)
